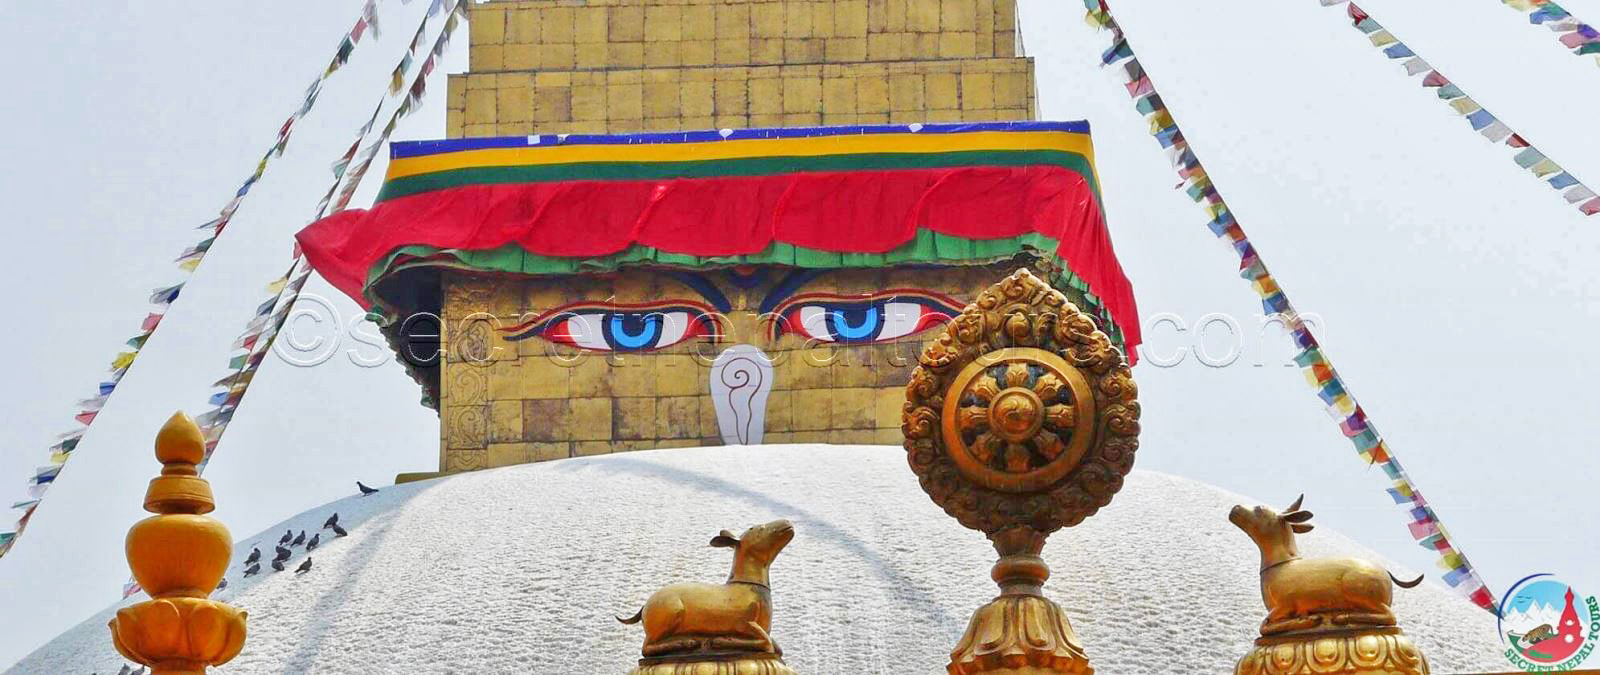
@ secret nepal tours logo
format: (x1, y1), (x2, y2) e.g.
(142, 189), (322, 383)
(1498, 573), (1598, 671)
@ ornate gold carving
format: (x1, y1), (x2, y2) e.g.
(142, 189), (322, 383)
(903, 268), (1140, 674)
(443, 448), (487, 473)
(110, 412), (247, 674)
(906, 270), (1139, 536)
(1236, 628), (1429, 675)
(941, 348), (1094, 493)
(622, 521), (798, 675)
(1230, 496), (1429, 675)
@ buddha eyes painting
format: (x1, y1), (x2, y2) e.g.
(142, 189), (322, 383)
(498, 271), (968, 353)
(427, 258), (1103, 451)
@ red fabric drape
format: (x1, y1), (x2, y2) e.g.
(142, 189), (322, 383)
(298, 165), (1141, 357)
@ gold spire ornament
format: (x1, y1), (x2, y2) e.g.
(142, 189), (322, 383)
(903, 269), (1141, 674)
(1229, 496), (1429, 675)
(109, 412), (247, 675)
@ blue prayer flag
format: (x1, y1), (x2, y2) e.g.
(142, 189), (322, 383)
(1383, 43), (1415, 59)
(1550, 172), (1580, 189)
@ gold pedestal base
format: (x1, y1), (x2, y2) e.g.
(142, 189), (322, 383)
(631, 653), (797, 675)
(1235, 627), (1429, 675)
(949, 593), (1092, 675)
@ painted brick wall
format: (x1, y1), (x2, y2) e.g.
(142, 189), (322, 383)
(433, 0), (1041, 472)
(447, 0), (1034, 136)
(436, 262), (1087, 472)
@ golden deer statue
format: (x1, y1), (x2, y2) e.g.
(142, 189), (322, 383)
(619, 519), (797, 675)
(1229, 495), (1430, 675)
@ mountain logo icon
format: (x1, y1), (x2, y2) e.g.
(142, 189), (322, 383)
(1498, 573), (1598, 670)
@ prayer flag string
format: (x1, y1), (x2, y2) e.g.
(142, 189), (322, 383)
(0, 0), (390, 561)
(120, 0), (464, 601)
(1489, 0), (1600, 65)
(194, 0), (466, 486)
(1084, 0), (1499, 613)
(1320, 0), (1600, 217)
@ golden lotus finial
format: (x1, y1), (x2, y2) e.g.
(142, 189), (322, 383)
(1230, 495), (1430, 675)
(109, 411), (247, 674)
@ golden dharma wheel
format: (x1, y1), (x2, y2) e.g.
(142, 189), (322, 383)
(904, 268), (1140, 536)
(941, 347), (1096, 493)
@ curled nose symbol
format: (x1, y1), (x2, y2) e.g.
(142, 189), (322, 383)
(708, 344), (774, 445)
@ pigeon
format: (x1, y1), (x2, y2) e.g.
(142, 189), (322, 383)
(331, 523), (348, 538)
(273, 545), (292, 562)
(278, 530), (293, 546)
(271, 559), (286, 572)
(322, 513), (339, 530)
(295, 557), (313, 575)
(217, 578), (227, 591)
(244, 547), (260, 565)
(132, 667), (145, 675)
(357, 481), (380, 496)
(291, 530), (306, 547)
(243, 562), (260, 577)
(306, 533), (320, 551)
(118, 665), (130, 675)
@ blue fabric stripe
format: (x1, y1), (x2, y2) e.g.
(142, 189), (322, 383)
(390, 121), (1095, 159)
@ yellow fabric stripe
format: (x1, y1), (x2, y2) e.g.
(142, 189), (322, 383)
(385, 130), (1098, 181)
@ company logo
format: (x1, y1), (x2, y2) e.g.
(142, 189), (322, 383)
(1499, 573), (1598, 671)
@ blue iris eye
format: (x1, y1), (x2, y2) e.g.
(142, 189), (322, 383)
(606, 313), (662, 350)
(826, 306), (882, 341)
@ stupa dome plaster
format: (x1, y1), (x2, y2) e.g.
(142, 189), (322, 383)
(13, 445), (1503, 674)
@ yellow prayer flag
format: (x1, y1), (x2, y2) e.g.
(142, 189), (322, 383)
(1530, 159), (1560, 177)
(1148, 111), (1174, 132)
(178, 258), (202, 272)
(265, 278), (288, 294)
(1333, 394), (1357, 414)
(111, 351), (137, 370)
(1449, 97), (1480, 115)
(1368, 30), (1396, 47)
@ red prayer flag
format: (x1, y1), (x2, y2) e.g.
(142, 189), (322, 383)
(1421, 71), (1448, 88)
(1348, 3), (1369, 22)
(74, 411), (97, 425)
(1124, 76), (1153, 98)
(1508, 134), (1529, 148)
(1579, 197), (1600, 215)
(1369, 443), (1390, 464)
(1559, 31), (1597, 49)
(141, 313), (164, 332)
(1407, 519), (1437, 539)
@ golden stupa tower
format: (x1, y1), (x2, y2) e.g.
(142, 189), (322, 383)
(427, 0), (1041, 476)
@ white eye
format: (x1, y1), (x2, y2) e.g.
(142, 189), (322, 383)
(791, 301), (945, 343)
(877, 302), (928, 340)
(654, 312), (692, 346)
(557, 314), (609, 351)
(553, 311), (700, 351)
(798, 306), (834, 342)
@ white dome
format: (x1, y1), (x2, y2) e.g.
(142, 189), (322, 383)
(13, 445), (1503, 674)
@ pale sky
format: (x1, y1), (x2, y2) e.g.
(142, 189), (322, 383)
(2, 0), (1598, 668)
